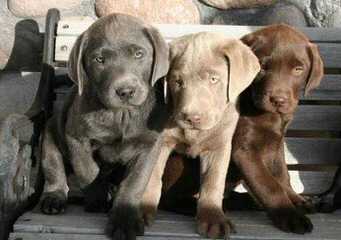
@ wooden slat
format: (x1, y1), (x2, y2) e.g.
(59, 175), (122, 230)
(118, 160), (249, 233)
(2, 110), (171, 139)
(12, 207), (341, 240)
(285, 138), (341, 165)
(57, 22), (341, 43)
(56, 17), (95, 36)
(234, 170), (335, 195)
(304, 75), (341, 100)
(289, 105), (341, 131)
(54, 34), (341, 69)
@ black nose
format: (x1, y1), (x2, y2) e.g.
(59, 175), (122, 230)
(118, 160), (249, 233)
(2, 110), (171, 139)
(182, 113), (201, 125)
(116, 87), (136, 100)
(270, 96), (288, 106)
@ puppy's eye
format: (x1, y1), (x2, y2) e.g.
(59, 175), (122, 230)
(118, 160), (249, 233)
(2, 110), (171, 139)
(210, 75), (220, 84)
(95, 56), (104, 64)
(293, 66), (304, 75)
(134, 50), (144, 59)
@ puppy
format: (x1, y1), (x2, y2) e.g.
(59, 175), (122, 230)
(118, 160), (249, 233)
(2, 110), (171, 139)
(141, 32), (260, 239)
(40, 14), (169, 240)
(230, 24), (324, 234)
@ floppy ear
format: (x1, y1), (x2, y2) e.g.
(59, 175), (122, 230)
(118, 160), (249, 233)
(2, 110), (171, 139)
(144, 27), (170, 86)
(305, 43), (324, 96)
(223, 39), (260, 103)
(68, 32), (88, 96)
(241, 33), (267, 53)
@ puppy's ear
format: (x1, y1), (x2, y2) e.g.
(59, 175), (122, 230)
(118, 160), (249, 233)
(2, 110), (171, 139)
(145, 27), (170, 86)
(305, 43), (324, 96)
(223, 39), (260, 103)
(68, 32), (88, 96)
(241, 33), (267, 53)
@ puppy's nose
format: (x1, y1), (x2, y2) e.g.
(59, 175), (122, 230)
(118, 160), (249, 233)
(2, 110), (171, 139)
(270, 96), (288, 106)
(116, 87), (136, 100)
(183, 113), (201, 125)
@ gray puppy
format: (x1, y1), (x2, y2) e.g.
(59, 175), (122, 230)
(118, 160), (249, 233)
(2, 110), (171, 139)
(40, 14), (169, 240)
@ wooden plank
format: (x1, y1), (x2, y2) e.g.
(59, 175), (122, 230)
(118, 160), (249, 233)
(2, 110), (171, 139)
(285, 138), (341, 165)
(303, 75), (341, 100)
(289, 105), (341, 131)
(57, 22), (341, 42)
(54, 33), (341, 69)
(12, 208), (341, 240)
(56, 17), (95, 36)
(234, 170), (335, 195)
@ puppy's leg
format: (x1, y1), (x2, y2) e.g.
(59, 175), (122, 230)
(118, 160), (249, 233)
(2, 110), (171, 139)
(233, 149), (313, 234)
(65, 134), (101, 212)
(108, 135), (164, 240)
(141, 143), (174, 226)
(273, 143), (315, 213)
(41, 122), (69, 214)
(65, 134), (99, 188)
(197, 144), (235, 239)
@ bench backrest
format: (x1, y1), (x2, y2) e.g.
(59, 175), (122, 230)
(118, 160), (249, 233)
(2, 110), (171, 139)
(54, 18), (341, 195)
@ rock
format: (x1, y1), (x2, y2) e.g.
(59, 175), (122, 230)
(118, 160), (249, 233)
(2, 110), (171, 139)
(95, 0), (200, 24)
(8, 0), (81, 18)
(286, 0), (341, 27)
(210, 1), (307, 26)
(0, 49), (9, 69)
(199, 0), (275, 10)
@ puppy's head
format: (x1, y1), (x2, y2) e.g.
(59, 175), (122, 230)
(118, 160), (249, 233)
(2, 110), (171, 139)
(68, 14), (169, 109)
(167, 32), (260, 130)
(242, 24), (324, 114)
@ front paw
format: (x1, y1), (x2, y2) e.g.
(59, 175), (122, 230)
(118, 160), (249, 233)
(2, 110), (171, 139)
(107, 204), (145, 240)
(197, 207), (235, 239)
(268, 208), (313, 234)
(40, 191), (67, 215)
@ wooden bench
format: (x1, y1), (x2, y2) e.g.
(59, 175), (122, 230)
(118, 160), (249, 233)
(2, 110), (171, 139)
(9, 9), (341, 240)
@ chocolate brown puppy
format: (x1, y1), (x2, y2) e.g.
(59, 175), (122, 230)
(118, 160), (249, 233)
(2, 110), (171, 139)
(141, 32), (260, 239)
(39, 14), (169, 240)
(231, 24), (324, 234)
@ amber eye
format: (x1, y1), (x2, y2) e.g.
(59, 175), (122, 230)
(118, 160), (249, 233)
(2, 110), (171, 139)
(95, 56), (104, 63)
(175, 79), (183, 88)
(293, 66), (304, 75)
(210, 75), (220, 84)
(134, 50), (144, 59)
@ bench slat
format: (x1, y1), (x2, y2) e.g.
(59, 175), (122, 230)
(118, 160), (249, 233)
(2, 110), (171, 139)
(290, 105), (341, 131)
(13, 208), (341, 240)
(285, 138), (341, 165)
(54, 35), (341, 69)
(57, 21), (341, 43)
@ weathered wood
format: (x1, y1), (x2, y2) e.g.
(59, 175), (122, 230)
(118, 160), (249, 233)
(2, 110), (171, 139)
(54, 36), (341, 68)
(285, 138), (341, 165)
(12, 207), (341, 240)
(289, 105), (341, 131)
(57, 22), (341, 43)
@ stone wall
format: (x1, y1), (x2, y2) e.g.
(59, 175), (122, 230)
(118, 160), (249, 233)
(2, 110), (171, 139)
(0, 0), (340, 70)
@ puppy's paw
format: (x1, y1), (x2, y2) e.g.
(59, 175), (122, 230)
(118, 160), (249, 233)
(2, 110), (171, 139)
(83, 183), (115, 213)
(293, 196), (316, 214)
(141, 203), (157, 226)
(197, 207), (235, 239)
(40, 191), (67, 215)
(107, 204), (144, 240)
(268, 208), (313, 234)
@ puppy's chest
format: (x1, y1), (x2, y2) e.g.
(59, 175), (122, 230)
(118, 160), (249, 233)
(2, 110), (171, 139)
(80, 110), (140, 142)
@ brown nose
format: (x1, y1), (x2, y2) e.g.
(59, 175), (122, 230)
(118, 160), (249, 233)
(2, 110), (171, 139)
(183, 113), (201, 125)
(270, 96), (288, 106)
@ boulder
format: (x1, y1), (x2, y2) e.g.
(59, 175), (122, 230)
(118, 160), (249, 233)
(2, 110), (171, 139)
(95, 0), (200, 24)
(8, 0), (81, 18)
(199, 0), (275, 10)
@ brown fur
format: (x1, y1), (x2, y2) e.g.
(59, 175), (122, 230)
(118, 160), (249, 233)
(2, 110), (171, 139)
(141, 32), (260, 239)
